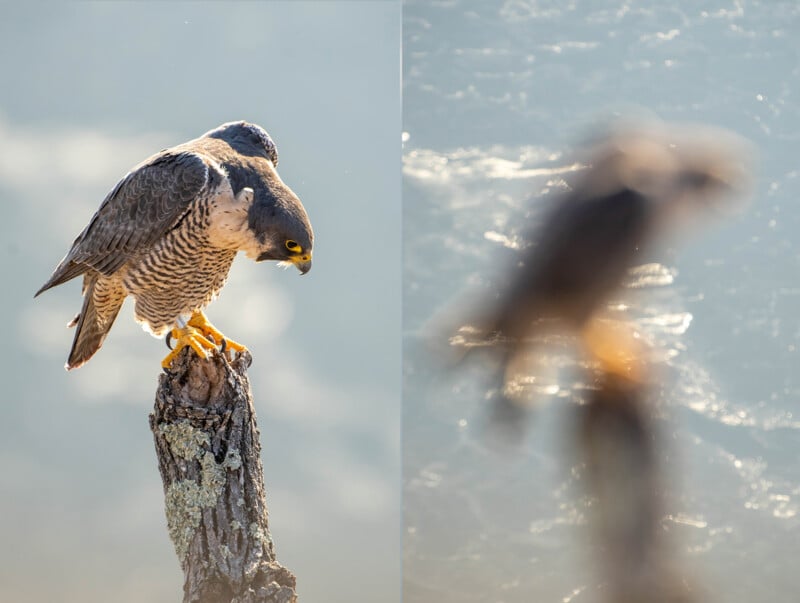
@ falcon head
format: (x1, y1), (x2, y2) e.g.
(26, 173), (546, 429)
(205, 120), (280, 165)
(252, 202), (314, 275)
(205, 121), (314, 274)
(584, 120), (753, 213)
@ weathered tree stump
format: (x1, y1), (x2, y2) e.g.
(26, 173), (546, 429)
(150, 349), (297, 603)
(577, 372), (697, 603)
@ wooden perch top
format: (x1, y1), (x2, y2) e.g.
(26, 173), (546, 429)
(150, 349), (297, 603)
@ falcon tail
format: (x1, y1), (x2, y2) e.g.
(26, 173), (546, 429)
(66, 278), (124, 370)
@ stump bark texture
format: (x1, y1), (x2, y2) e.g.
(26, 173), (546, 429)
(150, 349), (297, 603)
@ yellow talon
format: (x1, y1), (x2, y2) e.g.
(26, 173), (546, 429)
(580, 317), (648, 383)
(187, 311), (248, 354)
(161, 325), (218, 369)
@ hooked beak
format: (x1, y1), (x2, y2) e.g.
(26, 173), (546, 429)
(289, 253), (312, 275)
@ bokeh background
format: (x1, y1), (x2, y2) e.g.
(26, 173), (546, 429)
(1, 3), (399, 603)
(403, 1), (799, 602)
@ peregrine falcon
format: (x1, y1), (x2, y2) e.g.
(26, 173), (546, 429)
(36, 121), (313, 370)
(461, 121), (751, 384)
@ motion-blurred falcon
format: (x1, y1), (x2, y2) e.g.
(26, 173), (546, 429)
(460, 120), (751, 384)
(36, 121), (313, 370)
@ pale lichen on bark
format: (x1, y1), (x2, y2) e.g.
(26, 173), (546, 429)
(150, 349), (297, 603)
(160, 421), (212, 461)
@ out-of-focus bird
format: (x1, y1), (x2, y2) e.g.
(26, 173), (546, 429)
(458, 121), (751, 387)
(36, 120), (313, 370)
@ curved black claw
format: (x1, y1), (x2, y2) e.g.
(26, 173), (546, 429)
(219, 338), (227, 354)
(165, 332), (174, 350)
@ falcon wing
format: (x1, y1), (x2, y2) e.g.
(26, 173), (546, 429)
(484, 188), (650, 337)
(526, 188), (650, 295)
(36, 150), (216, 296)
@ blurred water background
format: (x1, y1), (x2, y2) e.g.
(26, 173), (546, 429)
(0, 3), (399, 602)
(403, 1), (799, 602)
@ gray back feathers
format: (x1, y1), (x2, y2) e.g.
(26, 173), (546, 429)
(36, 120), (313, 297)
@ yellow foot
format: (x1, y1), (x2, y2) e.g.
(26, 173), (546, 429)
(187, 311), (248, 354)
(161, 325), (219, 369)
(580, 317), (648, 383)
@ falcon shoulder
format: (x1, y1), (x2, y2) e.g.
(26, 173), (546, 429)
(36, 150), (222, 296)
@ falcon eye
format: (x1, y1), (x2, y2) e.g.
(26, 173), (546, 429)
(285, 240), (301, 252)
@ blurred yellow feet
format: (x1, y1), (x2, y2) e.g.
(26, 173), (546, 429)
(581, 317), (647, 383)
(187, 311), (247, 354)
